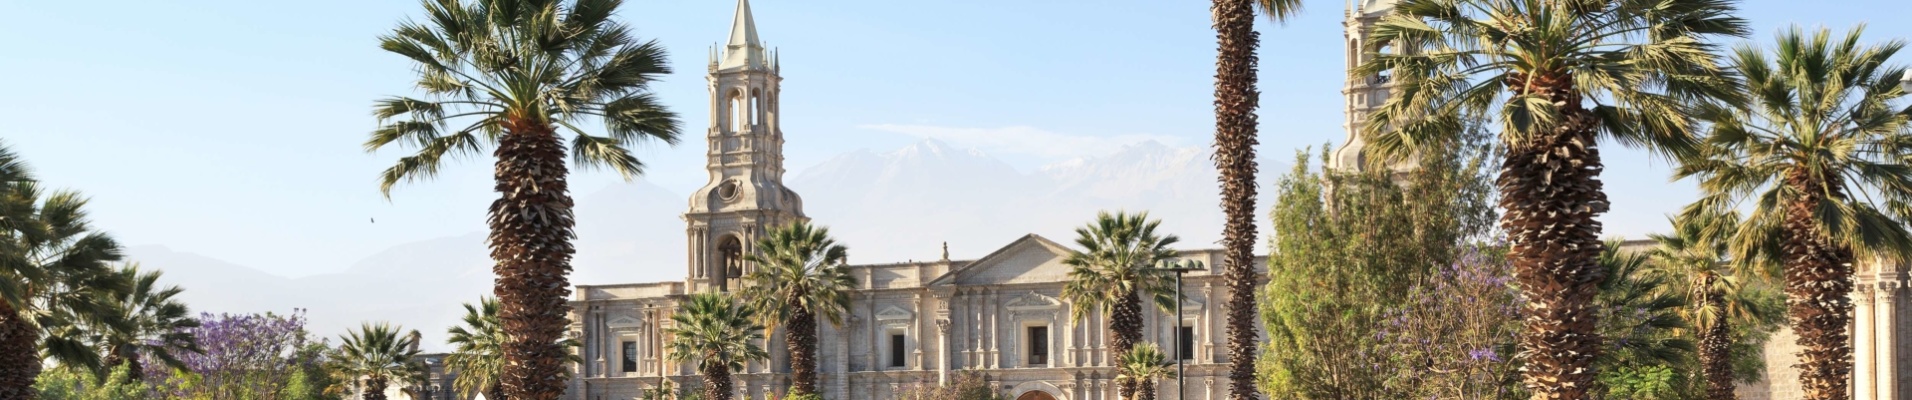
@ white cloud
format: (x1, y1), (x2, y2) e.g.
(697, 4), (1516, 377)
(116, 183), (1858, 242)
(857, 124), (1186, 160)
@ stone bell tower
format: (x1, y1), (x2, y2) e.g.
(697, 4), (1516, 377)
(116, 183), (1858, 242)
(1330, 0), (1409, 173)
(684, 0), (805, 294)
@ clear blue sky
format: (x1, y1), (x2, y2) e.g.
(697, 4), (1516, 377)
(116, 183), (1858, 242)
(2, 0), (1907, 277)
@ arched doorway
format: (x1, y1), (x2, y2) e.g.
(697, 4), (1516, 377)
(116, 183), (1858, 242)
(1015, 391), (1057, 400)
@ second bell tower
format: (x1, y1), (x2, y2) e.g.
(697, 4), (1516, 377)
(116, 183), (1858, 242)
(684, 0), (805, 293)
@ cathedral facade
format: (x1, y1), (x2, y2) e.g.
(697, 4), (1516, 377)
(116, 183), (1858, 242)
(562, 2), (1261, 399)
(564, 1), (1911, 400)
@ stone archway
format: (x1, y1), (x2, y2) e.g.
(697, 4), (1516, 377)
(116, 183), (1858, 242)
(1015, 391), (1057, 400)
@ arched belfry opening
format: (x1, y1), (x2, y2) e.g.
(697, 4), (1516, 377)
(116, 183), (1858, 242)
(717, 235), (744, 292)
(728, 89), (748, 133)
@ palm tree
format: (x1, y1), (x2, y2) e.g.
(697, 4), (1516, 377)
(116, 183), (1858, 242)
(365, 0), (682, 397)
(1591, 243), (1693, 382)
(445, 297), (507, 400)
(1647, 210), (1781, 400)
(93, 264), (202, 382)
(444, 297), (584, 400)
(739, 221), (854, 396)
(0, 141), (130, 398)
(1117, 342), (1177, 400)
(1210, 0), (1301, 397)
(1676, 26), (1912, 400)
(1060, 211), (1179, 399)
(1355, 0), (1747, 396)
(330, 323), (425, 400)
(664, 293), (769, 400)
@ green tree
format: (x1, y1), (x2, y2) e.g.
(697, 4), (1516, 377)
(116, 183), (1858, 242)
(1117, 343), (1177, 400)
(1257, 140), (1494, 399)
(1648, 210), (1784, 400)
(327, 323), (423, 400)
(1060, 211), (1180, 399)
(664, 293), (768, 400)
(1677, 26), (1912, 400)
(739, 221), (854, 396)
(34, 365), (155, 400)
(444, 297), (506, 400)
(92, 264), (201, 382)
(365, 0), (683, 396)
(0, 141), (130, 398)
(1208, 0), (1303, 396)
(1356, 0), (1748, 396)
(1590, 243), (1695, 399)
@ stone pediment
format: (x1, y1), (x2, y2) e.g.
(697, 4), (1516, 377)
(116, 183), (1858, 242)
(928, 234), (1074, 286)
(607, 315), (644, 330)
(875, 306), (914, 322)
(1004, 292), (1062, 311)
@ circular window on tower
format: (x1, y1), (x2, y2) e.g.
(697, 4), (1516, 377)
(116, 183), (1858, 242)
(717, 180), (740, 202)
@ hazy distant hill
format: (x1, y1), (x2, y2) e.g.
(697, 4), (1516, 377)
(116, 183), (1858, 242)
(127, 140), (1279, 350)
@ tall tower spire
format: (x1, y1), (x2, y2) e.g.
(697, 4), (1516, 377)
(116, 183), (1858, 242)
(686, 0), (801, 293)
(1331, 0), (1410, 173)
(719, 0), (767, 71)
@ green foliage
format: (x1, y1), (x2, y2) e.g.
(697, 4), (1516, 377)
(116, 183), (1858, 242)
(35, 365), (155, 400)
(1598, 365), (1682, 400)
(664, 293), (769, 373)
(893, 371), (1006, 400)
(785, 393), (826, 400)
(1256, 139), (1494, 399)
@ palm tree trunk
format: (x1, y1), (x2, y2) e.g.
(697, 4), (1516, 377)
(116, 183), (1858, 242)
(488, 383), (506, 400)
(788, 307), (819, 396)
(1111, 290), (1145, 399)
(1782, 172), (1854, 400)
(1210, 0), (1263, 398)
(1698, 287), (1735, 400)
(1139, 379), (1158, 400)
(0, 302), (41, 400)
(490, 123), (579, 400)
(1500, 71), (1607, 400)
(366, 376), (391, 400)
(704, 363), (734, 400)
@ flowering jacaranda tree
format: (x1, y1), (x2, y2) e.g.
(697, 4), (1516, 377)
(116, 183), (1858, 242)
(1379, 245), (1524, 400)
(146, 310), (334, 400)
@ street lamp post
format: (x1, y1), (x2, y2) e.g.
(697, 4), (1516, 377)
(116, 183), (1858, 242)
(1161, 260), (1205, 400)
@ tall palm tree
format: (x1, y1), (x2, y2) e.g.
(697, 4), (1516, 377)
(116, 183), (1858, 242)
(93, 264), (202, 382)
(330, 323), (425, 400)
(443, 296), (584, 400)
(0, 141), (130, 398)
(1647, 210), (1781, 400)
(664, 293), (768, 400)
(1211, 0), (1301, 397)
(1676, 26), (1912, 400)
(1061, 211), (1179, 399)
(366, 0), (682, 397)
(739, 221), (853, 396)
(445, 297), (507, 400)
(1356, 0), (1746, 396)
(1117, 342), (1177, 400)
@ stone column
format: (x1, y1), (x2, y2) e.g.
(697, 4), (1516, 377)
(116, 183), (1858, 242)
(1878, 278), (1901, 400)
(1856, 283), (1875, 400)
(937, 319), (952, 385)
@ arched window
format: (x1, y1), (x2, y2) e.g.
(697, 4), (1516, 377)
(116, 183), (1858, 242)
(717, 236), (743, 291)
(728, 90), (747, 133)
(750, 90), (762, 126)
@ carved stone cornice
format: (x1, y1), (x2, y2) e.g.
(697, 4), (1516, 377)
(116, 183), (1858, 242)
(1858, 285), (1878, 305)
(936, 319), (951, 334)
(1879, 280), (1903, 300)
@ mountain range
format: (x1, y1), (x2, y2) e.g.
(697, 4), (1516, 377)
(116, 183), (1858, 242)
(124, 139), (1283, 351)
